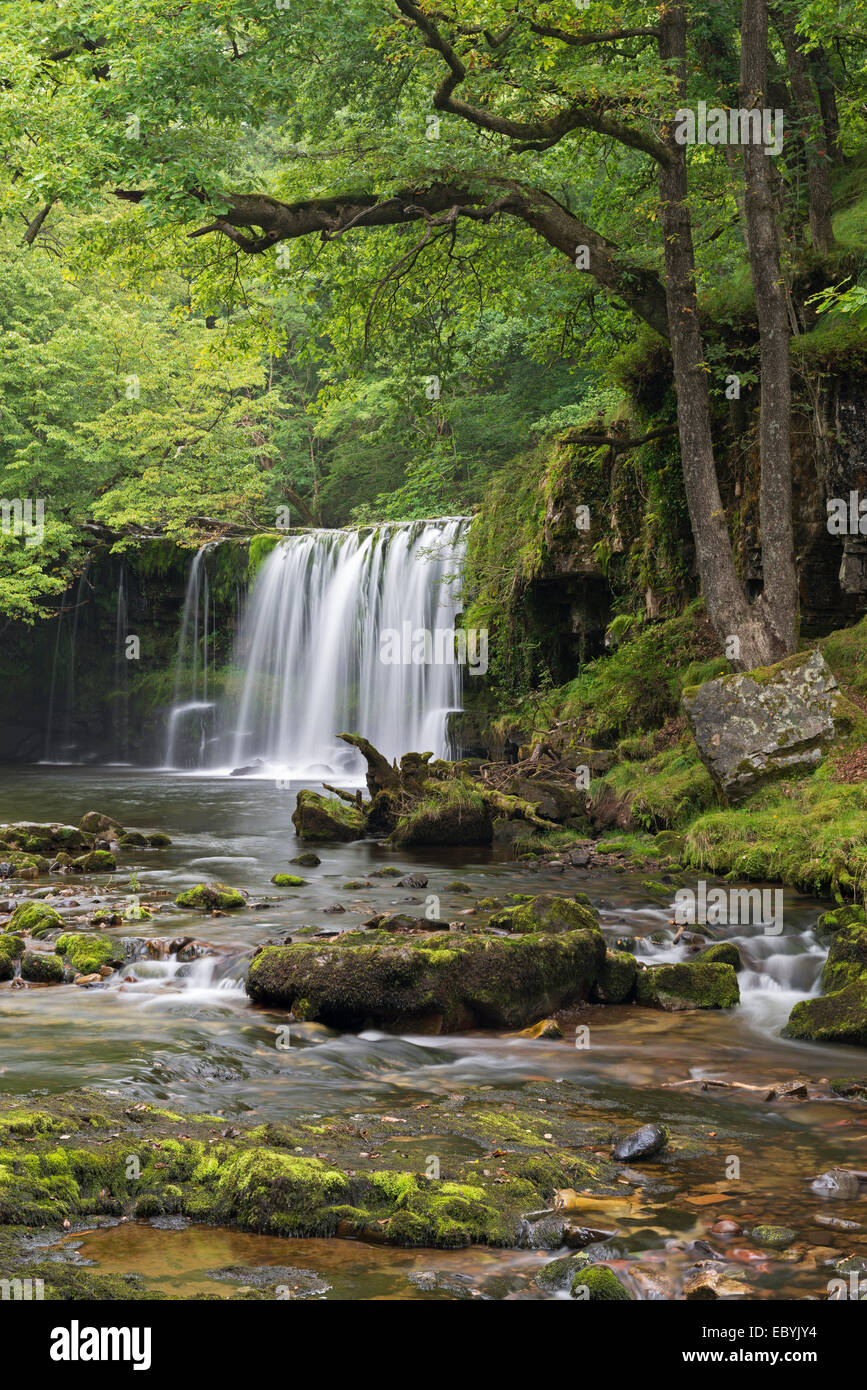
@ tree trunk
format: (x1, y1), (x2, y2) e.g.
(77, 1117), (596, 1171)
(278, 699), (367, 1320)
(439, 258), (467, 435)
(773, 8), (836, 253)
(742, 0), (798, 657)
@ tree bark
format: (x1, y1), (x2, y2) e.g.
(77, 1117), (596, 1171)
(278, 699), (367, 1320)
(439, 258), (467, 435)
(772, 8), (836, 253)
(742, 0), (798, 657)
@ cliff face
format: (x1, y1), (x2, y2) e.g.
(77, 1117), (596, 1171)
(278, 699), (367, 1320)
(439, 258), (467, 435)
(0, 539), (248, 765)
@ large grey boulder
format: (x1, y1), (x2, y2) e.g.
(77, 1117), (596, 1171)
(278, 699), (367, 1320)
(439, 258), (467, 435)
(682, 649), (840, 802)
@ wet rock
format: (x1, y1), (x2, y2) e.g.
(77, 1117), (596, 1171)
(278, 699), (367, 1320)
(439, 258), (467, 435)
(20, 950), (64, 983)
(75, 851), (117, 873)
(764, 1079), (809, 1101)
(488, 892), (599, 935)
(341, 880), (370, 890)
(683, 649), (843, 802)
(751, 1224), (797, 1248)
(271, 874), (306, 887)
(612, 1123), (668, 1163)
(247, 927), (606, 1032)
(79, 812), (124, 835)
(206, 1265), (331, 1297)
(592, 948), (637, 1003)
(815, 1214), (862, 1232)
(635, 961), (740, 1011)
(535, 1251), (591, 1290)
(695, 941), (743, 971)
(821, 921), (867, 994)
(8, 901), (63, 938)
(570, 1266), (633, 1301)
(175, 882), (246, 911)
(513, 1017), (563, 1040)
(397, 874), (428, 889)
(829, 1076), (867, 1098)
(709, 1219), (743, 1236)
(446, 881), (472, 893)
(74, 973), (103, 988)
(147, 833), (172, 848)
(292, 790), (365, 842)
(323, 903), (346, 915)
(406, 1270), (481, 1299)
(118, 832), (148, 848)
(815, 904), (866, 939)
(783, 979), (867, 1047)
(291, 853), (321, 867)
(810, 1169), (863, 1200)
(682, 1263), (749, 1299)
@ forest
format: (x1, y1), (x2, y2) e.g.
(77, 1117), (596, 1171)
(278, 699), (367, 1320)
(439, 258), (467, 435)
(0, 0), (865, 1330)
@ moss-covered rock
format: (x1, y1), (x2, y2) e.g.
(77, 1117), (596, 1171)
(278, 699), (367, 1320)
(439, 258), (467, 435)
(695, 941), (743, 971)
(488, 892), (599, 935)
(570, 1265), (634, 1300)
(20, 951), (64, 983)
(635, 961), (740, 1011)
(7, 901), (63, 939)
(271, 874), (305, 887)
(175, 882), (246, 911)
(816, 903), (867, 938)
(118, 832), (149, 848)
(535, 1251), (591, 1291)
(55, 933), (118, 975)
(75, 850), (117, 873)
(783, 979), (867, 1046)
(147, 833), (173, 848)
(0, 933), (24, 979)
(821, 923), (867, 993)
(291, 852), (321, 867)
(751, 1224), (796, 1248)
(592, 949), (637, 1003)
(292, 790), (365, 843)
(682, 648), (841, 803)
(247, 928), (606, 1032)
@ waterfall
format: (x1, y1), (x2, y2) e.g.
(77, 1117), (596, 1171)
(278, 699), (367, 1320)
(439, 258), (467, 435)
(163, 546), (216, 768)
(217, 518), (469, 777)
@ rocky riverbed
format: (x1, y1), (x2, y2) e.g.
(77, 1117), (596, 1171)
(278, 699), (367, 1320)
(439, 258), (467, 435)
(0, 765), (865, 1301)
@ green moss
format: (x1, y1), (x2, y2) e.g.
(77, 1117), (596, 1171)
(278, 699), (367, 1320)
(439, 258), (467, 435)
(822, 923), (867, 993)
(695, 941), (742, 971)
(783, 979), (867, 1047)
(175, 882), (246, 910)
(391, 778), (492, 847)
(570, 1265), (634, 1300)
(55, 933), (116, 975)
(8, 902), (63, 938)
(292, 790), (365, 843)
(20, 951), (64, 983)
(271, 873), (305, 887)
(590, 742), (717, 832)
(75, 850), (117, 872)
(488, 893), (599, 935)
(593, 949), (637, 1003)
(635, 961), (740, 1010)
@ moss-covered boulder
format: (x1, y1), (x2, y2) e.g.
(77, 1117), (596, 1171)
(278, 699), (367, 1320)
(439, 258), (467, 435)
(635, 961), (740, 1011)
(682, 649), (841, 803)
(0, 933), (24, 978)
(783, 979), (867, 1047)
(593, 949), (637, 1003)
(74, 850), (117, 873)
(695, 941), (743, 971)
(55, 933), (118, 975)
(7, 901), (63, 939)
(20, 950), (64, 983)
(292, 790), (365, 843)
(247, 928), (606, 1032)
(822, 923), (867, 993)
(816, 903), (867, 938)
(488, 893), (599, 935)
(175, 882), (246, 911)
(291, 852), (321, 867)
(506, 776), (586, 823)
(118, 832), (149, 848)
(271, 873), (305, 887)
(148, 833), (173, 848)
(570, 1265), (634, 1301)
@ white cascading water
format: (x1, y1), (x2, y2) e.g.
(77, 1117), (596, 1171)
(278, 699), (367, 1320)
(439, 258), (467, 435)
(219, 518), (469, 778)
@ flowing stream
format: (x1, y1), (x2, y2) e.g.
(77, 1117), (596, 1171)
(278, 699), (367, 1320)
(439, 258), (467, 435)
(1, 766), (866, 1300)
